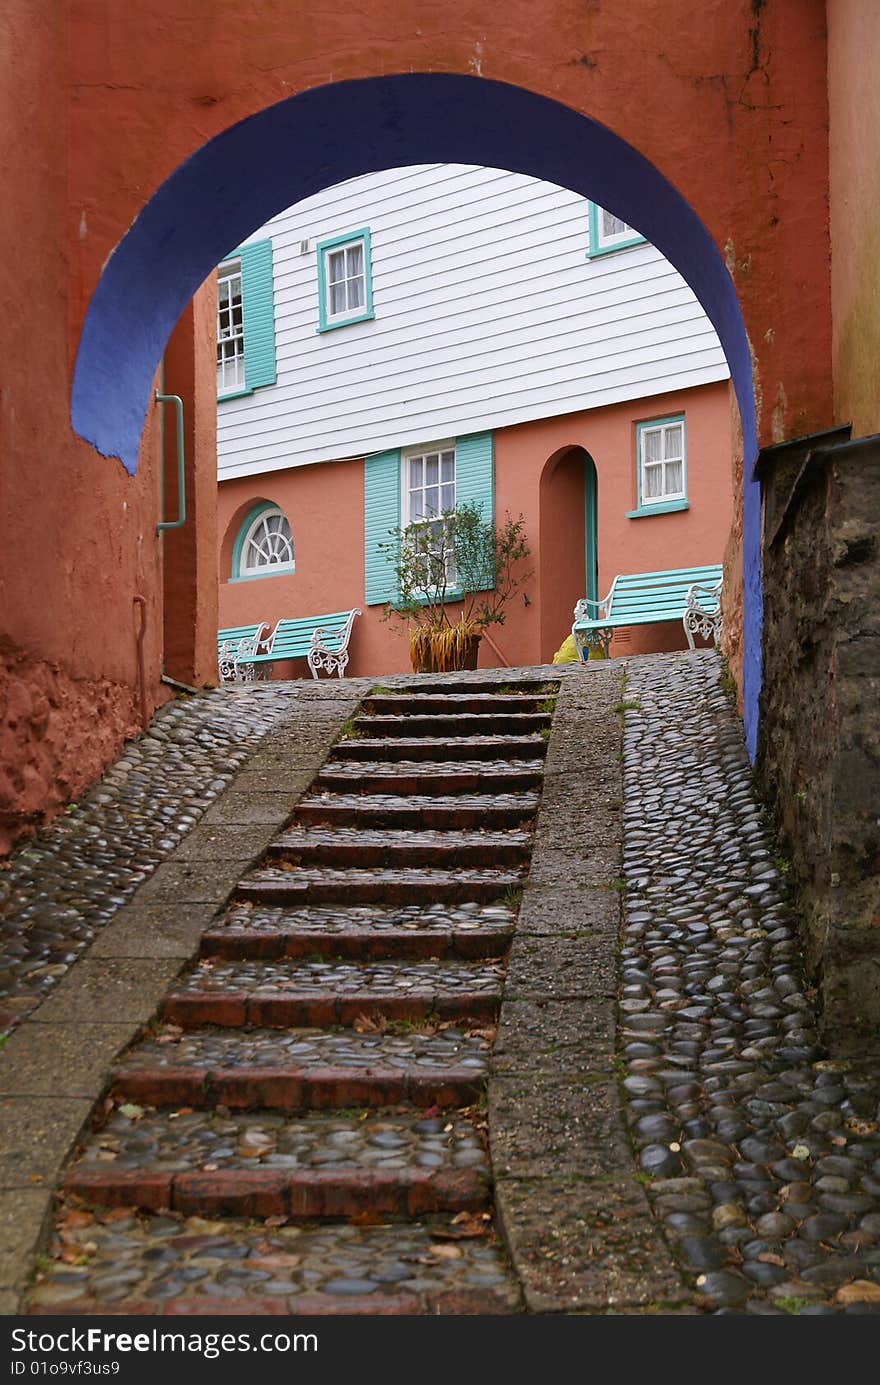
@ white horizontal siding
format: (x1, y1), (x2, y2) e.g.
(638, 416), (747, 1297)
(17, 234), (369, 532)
(218, 164), (729, 482)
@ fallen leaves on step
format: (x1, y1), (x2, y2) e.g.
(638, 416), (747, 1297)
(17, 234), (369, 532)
(348, 1210), (385, 1227)
(835, 1280), (880, 1305)
(430, 1212), (491, 1241)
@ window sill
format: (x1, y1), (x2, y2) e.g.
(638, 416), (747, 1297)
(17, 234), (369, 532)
(585, 237), (646, 260)
(218, 387), (255, 402)
(317, 310), (376, 335)
(626, 499), (690, 519)
(228, 569), (296, 584)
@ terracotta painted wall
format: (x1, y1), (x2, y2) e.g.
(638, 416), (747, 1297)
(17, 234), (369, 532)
(0, 3), (219, 853)
(161, 284), (220, 690)
(0, 1), (160, 852)
(218, 381), (733, 677)
(828, 0), (880, 440)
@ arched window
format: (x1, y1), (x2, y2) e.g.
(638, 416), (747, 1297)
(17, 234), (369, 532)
(234, 504), (295, 578)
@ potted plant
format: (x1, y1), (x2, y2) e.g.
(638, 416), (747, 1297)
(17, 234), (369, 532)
(379, 501), (532, 673)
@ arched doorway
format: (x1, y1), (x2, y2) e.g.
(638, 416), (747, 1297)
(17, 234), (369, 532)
(539, 447), (597, 663)
(68, 74), (761, 747)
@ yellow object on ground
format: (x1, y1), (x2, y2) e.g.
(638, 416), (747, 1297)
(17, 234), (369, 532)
(552, 633), (608, 663)
(552, 634), (579, 664)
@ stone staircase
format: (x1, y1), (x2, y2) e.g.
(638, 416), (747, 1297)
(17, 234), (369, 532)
(28, 677), (557, 1314)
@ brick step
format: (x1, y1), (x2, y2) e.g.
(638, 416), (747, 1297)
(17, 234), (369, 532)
(202, 922), (513, 963)
(377, 678), (557, 696)
(331, 735), (547, 763)
(313, 764), (544, 795)
(64, 1164), (488, 1221)
(204, 901), (516, 962)
(235, 865), (524, 907)
(163, 958), (504, 1029)
(112, 1024), (492, 1110)
(63, 1109), (489, 1218)
(363, 693), (551, 715)
(355, 713), (551, 737)
(265, 826), (531, 871)
(294, 791), (539, 830)
(28, 1215), (519, 1315)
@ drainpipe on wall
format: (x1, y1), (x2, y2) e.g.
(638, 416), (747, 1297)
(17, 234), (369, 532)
(132, 595), (149, 729)
(154, 383), (201, 696)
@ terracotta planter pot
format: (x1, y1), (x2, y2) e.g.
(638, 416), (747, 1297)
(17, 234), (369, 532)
(412, 633), (481, 674)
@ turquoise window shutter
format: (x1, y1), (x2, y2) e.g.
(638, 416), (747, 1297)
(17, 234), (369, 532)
(364, 450), (401, 605)
(455, 432), (494, 518)
(455, 431), (495, 591)
(239, 240), (276, 390)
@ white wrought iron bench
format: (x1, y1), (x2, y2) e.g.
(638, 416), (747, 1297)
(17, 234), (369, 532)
(217, 622), (273, 684)
(572, 565), (723, 658)
(217, 609), (361, 683)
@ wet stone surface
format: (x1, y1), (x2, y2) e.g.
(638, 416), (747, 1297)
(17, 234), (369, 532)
(72, 1108), (489, 1175)
(28, 1212), (517, 1309)
(115, 1025), (493, 1074)
(174, 959), (506, 997)
(621, 651), (880, 1315)
(270, 827), (533, 851)
(317, 758), (542, 778)
(0, 686), (318, 1031)
(212, 902), (517, 937)
(299, 790), (540, 813)
(241, 866), (523, 891)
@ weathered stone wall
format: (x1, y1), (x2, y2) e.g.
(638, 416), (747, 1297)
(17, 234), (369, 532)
(0, 638), (142, 857)
(757, 433), (880, 1052)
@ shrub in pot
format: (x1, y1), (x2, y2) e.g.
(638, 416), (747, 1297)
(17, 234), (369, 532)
(379, 502), (532, 673)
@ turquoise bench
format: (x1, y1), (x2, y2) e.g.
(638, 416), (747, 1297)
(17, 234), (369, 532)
(572, 565), (723, 658)
(218, 609), (361, 683)
(217, 623), (273, 683)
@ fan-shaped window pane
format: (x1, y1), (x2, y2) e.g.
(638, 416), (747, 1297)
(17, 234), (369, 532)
(239, 507), (295, 576)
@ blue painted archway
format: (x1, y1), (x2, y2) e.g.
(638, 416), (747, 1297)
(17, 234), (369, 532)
(70, 73), (761, 752)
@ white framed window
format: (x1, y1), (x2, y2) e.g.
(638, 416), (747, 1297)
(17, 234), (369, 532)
(587, 202), (646, 257)
(237, 506), (295, 577)
(402, 442), (457, 587)
(217, 260), (245, 394)
(637, 417), (687, 506)
(317, 228), (375, 332)
(404, 444), (456, 525)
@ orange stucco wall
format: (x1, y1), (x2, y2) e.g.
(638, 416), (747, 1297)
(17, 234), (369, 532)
(217, 381), (733, 676)
(828, 0), (880, 439)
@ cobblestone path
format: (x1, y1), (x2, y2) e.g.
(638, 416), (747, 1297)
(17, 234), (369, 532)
(26, 679), (558, 1314)
(619, 654), (880, 1314)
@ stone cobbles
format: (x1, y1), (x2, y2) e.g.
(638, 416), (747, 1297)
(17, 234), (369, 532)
(110, 1023), (492, 1113)
(620, 650), (880, 1315)
(163, 959), (506, 1029)
(267, 825), (532, 868)
(70, 1108), (488, 1175)
(210, 902), (516, 937)
(313, 761), (544, 795)
(171, 959), (506, 996)
(202, 901), (515, 961)
(0, 685), (334, 1032)
(357, 713), (551, 737)
(295, 790), (540, 830)
(28, 1214), (518, 1314)
(114, 1025), (492, 1080)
